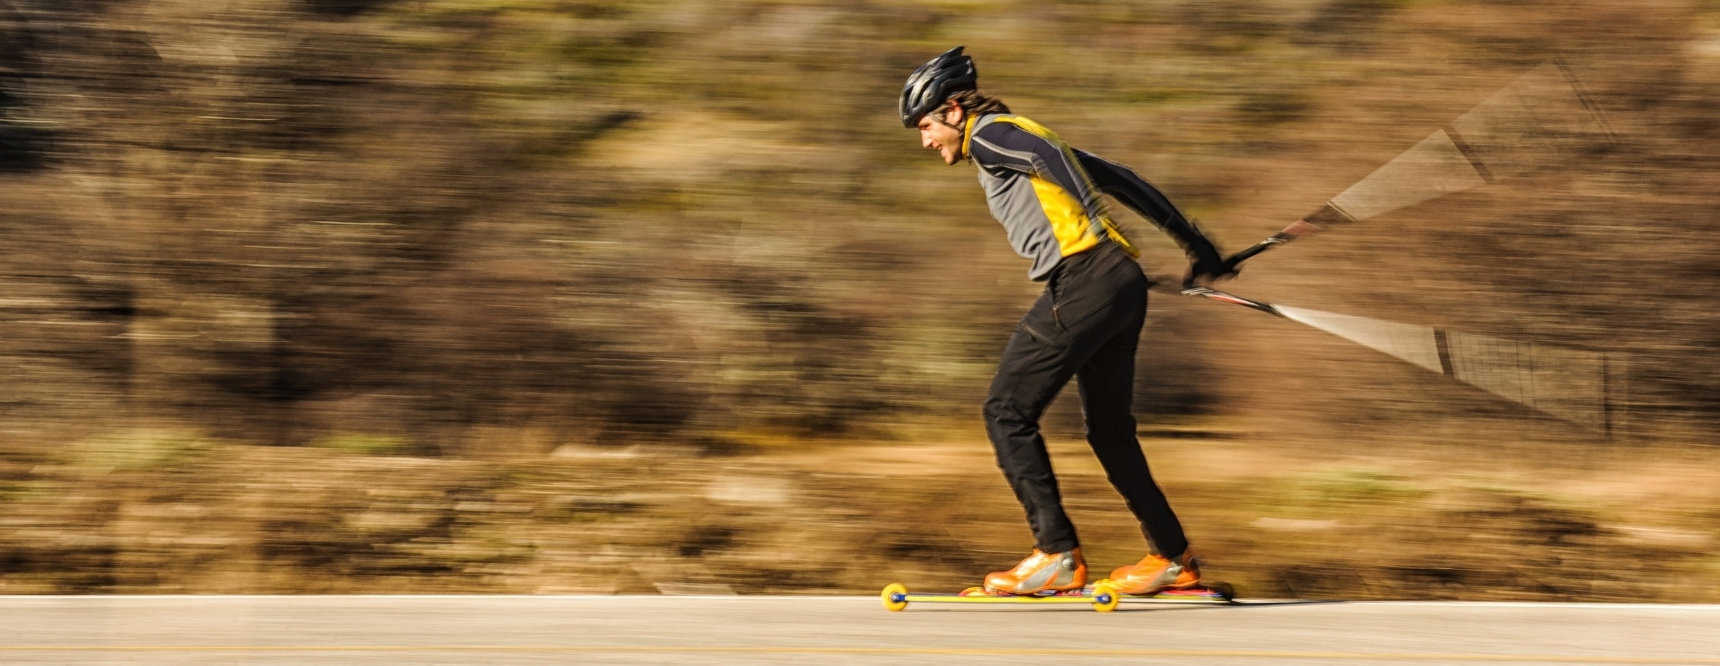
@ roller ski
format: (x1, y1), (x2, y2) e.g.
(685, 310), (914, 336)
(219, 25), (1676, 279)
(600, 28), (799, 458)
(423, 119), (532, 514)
(879, 580), (1236, 613)
(880, 548), (1236, 612)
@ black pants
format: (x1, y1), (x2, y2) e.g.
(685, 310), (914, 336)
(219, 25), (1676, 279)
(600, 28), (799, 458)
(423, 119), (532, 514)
(983, 244), (1189, 556)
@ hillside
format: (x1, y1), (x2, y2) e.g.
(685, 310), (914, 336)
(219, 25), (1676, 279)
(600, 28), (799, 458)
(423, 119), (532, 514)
(0, 0), (1715, 598)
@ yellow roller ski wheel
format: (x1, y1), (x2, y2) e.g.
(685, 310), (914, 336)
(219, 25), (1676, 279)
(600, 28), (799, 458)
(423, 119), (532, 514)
(881, 583), (909, 612)
(1091, 582), (1121, 613)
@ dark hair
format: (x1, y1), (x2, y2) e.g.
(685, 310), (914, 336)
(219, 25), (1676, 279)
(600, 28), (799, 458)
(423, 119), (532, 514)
(947, 89), (1010, 118)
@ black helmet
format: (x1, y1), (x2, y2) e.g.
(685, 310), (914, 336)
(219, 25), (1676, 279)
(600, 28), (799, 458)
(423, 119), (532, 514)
(900, 46), (977, 128)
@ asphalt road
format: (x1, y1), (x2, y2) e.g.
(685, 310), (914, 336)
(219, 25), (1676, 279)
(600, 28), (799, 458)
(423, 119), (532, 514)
(3, 594), (1717, 665)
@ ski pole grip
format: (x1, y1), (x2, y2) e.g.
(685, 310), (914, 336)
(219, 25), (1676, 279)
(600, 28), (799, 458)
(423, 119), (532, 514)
(1224, 219), (1324, 268)
(1224, 238), (1279, 267)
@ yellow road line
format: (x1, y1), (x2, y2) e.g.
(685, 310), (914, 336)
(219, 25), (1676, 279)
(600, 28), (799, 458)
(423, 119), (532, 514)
(0, 646), (1714, 663)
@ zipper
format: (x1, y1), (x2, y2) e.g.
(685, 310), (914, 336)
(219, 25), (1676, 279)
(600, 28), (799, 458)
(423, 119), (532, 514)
(1021, 320), (1056, 345)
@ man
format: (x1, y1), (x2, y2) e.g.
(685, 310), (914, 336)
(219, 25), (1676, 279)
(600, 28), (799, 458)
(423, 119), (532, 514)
(901, 46), (1234, 596)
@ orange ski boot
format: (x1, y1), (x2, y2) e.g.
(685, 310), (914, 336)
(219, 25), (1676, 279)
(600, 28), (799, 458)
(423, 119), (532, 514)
(983, 548), (1087, 595)
(1105, 548), (1202, 596)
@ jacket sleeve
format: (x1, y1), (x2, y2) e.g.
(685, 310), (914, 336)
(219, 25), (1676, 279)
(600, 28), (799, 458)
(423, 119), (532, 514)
(1075, 150), (1224, 263)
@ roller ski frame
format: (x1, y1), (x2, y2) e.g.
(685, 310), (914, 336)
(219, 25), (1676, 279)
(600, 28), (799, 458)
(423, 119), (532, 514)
(880, 580), (1235, 613)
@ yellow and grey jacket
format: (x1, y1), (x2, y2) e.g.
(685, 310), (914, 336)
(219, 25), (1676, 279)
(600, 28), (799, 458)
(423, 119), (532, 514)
(965, 112), (1221, 281)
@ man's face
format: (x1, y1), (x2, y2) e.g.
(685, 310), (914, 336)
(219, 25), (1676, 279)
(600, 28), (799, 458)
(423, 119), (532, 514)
(917, 105), (965, 165)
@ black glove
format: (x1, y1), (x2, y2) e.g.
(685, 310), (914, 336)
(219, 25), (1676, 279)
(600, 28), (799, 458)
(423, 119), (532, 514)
(1183, 252), (1238, 287)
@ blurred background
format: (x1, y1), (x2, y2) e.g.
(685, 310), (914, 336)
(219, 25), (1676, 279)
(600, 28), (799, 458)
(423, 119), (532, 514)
(0, 0), (1715, 600)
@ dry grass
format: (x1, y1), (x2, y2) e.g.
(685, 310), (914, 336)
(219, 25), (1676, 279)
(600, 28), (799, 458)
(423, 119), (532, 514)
(3, 423), (1715, 601)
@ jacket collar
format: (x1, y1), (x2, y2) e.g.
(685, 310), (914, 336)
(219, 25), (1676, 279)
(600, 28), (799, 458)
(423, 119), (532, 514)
(961, 111), (978, 162)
